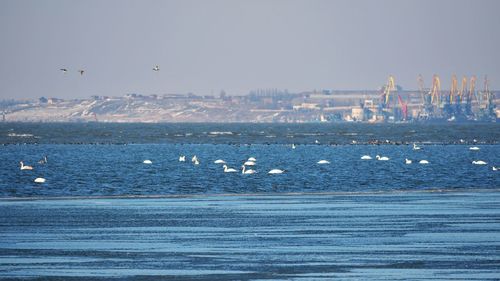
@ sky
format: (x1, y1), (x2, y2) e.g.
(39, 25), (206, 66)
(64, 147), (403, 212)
(0, 0), (499, 99)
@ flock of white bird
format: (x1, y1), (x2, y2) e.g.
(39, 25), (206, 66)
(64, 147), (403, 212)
(141, 143), (496, 175)
(18, 144), (497, 184)
(357, 144), (491, 167)
(143, 155), (283, 174)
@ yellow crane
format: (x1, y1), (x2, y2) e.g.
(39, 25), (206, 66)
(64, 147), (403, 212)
(386, 75), (396, 105)
(469, 75), (476, 102)
(430, 74), (441, 106)
(381, 75), (396, 106)
(482, 75), (490, 107)
(449, 75), (457, 104)
(458, 76), (467, 103)
(464, 75), (476, 117)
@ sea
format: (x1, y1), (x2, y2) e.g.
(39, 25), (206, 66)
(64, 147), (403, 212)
(0, 122), (499, 280)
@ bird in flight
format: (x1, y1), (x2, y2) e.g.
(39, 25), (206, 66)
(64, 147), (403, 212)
(153, 65), (160, 72)
(60, 68), (68, 73)
(78, 69), (85, 75)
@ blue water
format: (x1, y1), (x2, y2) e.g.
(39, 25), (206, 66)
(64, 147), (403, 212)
(1, 192), (499, 280)
(1, 123), (500, 280)
(1, 143), (499, 198)
(1, 122), (499, 145)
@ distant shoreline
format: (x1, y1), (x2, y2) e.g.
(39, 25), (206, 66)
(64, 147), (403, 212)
(1, 90), (498, 123)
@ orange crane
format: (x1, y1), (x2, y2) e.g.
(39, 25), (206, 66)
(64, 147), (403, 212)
(397, 94), (408, 120)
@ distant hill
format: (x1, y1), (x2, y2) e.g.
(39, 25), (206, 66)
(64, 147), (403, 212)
(1, 90), (498, 123)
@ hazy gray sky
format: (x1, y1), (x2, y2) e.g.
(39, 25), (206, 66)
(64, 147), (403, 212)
(0, 0), (499, 99)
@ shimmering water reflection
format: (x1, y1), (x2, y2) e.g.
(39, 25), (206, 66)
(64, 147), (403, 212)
(0, 191), (499, 280)
(1, 143), (499, 198)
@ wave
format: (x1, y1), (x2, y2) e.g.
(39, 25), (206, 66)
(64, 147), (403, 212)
(2, 188), (499, 202)
(7, 133), (35, 137)
(299, 133), (325, 136)
(208, 131), (233, 135)
(1, 123), (498, 145)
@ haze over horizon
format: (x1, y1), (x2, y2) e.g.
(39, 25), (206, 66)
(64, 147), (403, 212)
(1, 0), (499, 99)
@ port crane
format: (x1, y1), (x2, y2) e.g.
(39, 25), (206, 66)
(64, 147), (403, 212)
(379, 75), (410, 121)
(465, 75), (476, 117)
(380, 75), (396, 108)
(458, 76), (467, 104)
(418, 74), (433, 119)
(414, 73), (495, 122)
(454, 76), (468, 117)
(427, 74), (442, 118)
(449, 75), (458, 104)
(479, 75), (496, 120)
(397, 95), (408, 120)
(430, 75), (441, 106)
(443, 75), (458, 118)
(480, 75), (490, 109)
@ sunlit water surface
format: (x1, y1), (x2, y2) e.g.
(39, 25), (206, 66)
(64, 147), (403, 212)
(0, 123), (499, 280)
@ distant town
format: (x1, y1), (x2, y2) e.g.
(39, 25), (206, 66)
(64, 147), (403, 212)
(1, 77), (498, 123)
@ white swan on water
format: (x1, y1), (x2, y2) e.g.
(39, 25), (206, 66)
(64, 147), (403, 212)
(361, 155), (372, 160)
(419, 160), (429, 164)
(376, 155), (389, 161)
(317, 160), (330, 164)
(493, 166), (498, 171)
(472, 160), (487, 165)
(244, 161), (256, 166)
(214, 159), (226, 164)
(268, 169), (284, 174)
(143, 160), (152, 164)
(223, 164), (237, 173)
(405, 158), (412, 164)
(241, 165), (256, 174)
(248, 157), (256, 162)
(469, 147), (480, 151)
(34, 177), (46, 183)
(20, 161), (33, 170)
(413, 143), (421, 150)
(179, 156), (186, 162)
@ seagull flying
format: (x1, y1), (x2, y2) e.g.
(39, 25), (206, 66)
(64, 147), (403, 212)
(78, 69), (85, 75)
(153, 65), (160, 71)
(60, 68), (68, 73)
